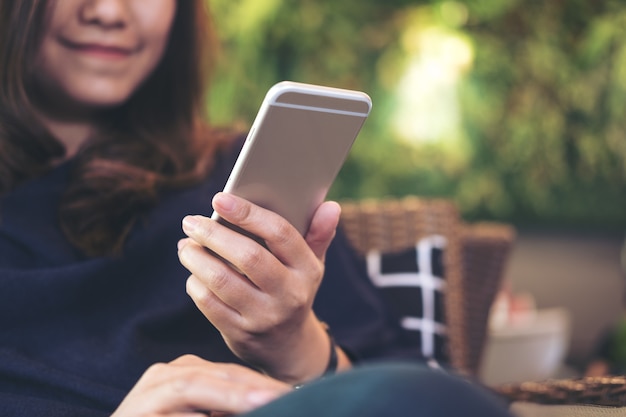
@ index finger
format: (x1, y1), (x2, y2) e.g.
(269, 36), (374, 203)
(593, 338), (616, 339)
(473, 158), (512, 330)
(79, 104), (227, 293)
(211, 193), (314, 268)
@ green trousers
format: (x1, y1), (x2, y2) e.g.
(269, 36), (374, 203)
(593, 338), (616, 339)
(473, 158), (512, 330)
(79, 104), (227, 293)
(242, 362), (512, 417)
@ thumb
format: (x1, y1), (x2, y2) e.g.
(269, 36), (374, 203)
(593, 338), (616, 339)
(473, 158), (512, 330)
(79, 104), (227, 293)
(305, 201), (341, 260)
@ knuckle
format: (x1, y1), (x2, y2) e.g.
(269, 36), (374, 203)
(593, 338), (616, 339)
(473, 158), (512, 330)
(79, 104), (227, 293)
(220, 362), (243, 376)
(231, 199), (252, 222)
(288, 286), (311, 309)
(280, 282), (315, 315)
(169, 370), (200, 395)
(258, 308), (283, 331)
(208, 267), (231, 293)
(269, 221), (295, 246)
(170, 354), (201, 365)
(310, 262), (325, 284)
(143, 362), (168, 379)
(239, 244), (264, 271)
(239, 313), (271, 335)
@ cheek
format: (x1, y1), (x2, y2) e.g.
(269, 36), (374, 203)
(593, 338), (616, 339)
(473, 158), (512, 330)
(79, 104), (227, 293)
(127, 0), (177, 84)
(135, 0), (177, 55)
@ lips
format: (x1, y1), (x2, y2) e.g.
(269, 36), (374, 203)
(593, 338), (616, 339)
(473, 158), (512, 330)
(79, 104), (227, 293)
(59, 38), (138, 59)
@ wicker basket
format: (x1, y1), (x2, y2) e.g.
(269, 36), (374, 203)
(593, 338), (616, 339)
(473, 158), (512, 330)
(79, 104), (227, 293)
(460, 222), (516, 375)
(339, 196), (515, 376)
(495, 376), (626, 407)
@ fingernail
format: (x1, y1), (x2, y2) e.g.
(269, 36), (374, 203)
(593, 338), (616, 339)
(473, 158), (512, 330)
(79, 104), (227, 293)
(213, 192), (236, 213)
(177, 239), (186, 251)
(186, 276), (203, 298)
(182, 215), (200, 233)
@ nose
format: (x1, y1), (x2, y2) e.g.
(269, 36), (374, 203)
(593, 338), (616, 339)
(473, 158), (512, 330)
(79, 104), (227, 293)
(79, 0), (129, 28)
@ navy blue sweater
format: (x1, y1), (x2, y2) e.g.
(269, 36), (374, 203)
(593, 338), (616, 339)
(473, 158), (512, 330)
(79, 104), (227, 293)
(0, 142), (420, 416)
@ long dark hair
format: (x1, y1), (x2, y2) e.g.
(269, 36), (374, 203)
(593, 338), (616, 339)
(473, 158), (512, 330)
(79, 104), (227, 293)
(0, 0), (230, 256)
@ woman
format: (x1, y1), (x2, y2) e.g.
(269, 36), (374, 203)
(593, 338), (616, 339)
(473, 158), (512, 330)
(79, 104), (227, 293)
(0, 1), (512, 416)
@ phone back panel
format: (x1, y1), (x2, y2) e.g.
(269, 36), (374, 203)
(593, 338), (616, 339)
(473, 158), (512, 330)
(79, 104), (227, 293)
(219, 82), (371, 236)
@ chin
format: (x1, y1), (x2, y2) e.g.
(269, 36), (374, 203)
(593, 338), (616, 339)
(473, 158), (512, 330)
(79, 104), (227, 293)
(80, 95), (131, 109)
(66, 80), (139, 109)
(75, 92), (134, 109)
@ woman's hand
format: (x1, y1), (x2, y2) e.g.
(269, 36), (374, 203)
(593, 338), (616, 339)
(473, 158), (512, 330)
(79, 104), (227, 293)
(178, 193), (343, 384)
(111, 355), (290, 417)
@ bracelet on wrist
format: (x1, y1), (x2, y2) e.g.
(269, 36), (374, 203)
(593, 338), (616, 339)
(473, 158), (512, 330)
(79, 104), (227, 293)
(321, 322), (338, 375)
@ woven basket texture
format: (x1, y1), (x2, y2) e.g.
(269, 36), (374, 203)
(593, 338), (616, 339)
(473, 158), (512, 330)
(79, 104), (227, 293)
(339, 196), (515, 376)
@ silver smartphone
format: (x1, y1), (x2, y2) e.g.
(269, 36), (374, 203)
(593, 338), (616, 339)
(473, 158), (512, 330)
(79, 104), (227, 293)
(212, 81), (372, 238)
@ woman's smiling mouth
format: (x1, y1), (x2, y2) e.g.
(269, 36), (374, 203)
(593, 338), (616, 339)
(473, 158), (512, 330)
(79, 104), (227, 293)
(59, 38), (138, 60)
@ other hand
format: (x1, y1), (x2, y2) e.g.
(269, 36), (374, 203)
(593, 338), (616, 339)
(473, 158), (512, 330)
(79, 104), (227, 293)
(111, 355), (290, 417)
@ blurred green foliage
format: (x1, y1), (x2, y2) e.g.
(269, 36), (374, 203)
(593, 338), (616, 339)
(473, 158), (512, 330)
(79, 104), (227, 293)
(208, 0), (626, 230)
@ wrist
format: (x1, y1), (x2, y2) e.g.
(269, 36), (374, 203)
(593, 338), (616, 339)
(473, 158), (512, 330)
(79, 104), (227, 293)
(256, 313), (335, 384)
(292, 320), (340, 390)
